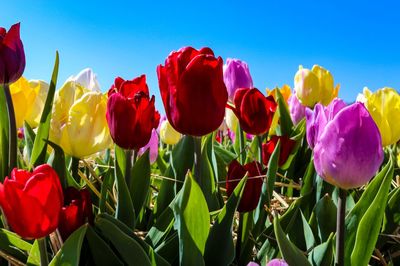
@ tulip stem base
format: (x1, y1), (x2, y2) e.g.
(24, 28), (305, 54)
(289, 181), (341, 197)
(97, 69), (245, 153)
(38, 237), (49, 266)
(235, 212), (244, 263)
(4, 84), (17, 174)
(125, 149), (133, 186)
(335, 188), (347, 266)
(238, 127), (245, 164)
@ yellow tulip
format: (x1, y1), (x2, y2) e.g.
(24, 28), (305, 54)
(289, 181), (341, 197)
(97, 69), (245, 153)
(294, 65), (339, 107)
(266, 84), (291, 103)
(160, 120), (181, 145)
(225, 108), (238, 133)
(50, 80), (111, 158)
(359, 87), (400, 146)
(10, 77), (48, 128)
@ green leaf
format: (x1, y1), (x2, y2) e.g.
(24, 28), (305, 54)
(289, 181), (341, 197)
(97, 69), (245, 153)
(350, 156), (394, 266)
(130, 149), (151, 216)
(46, 140), (67, 189)
(312, 194), (337, 243)
(275, 88), (294, 136)
(97, 213), (170, 266)
(308, 233), (334, 266)
(95, 216), (152, 266)
(99, 166), (114, 214)
(288, 210), (315, 251)
(204, 176), (247, 265)
(86, 226), (124, 266)
(0, 228), (32, 262)
(267, 141), (280, 205)
(383, 187), (400, 233)
(273, 215), (311, 266)
(146, 199), (176, 247)
(171, 135), (194, 192)
(50, 224), (88, 266)
(114, 145), (135, 228)
(0, 85), (10, 180)
(30, 52), (59, 168)
(173, 172), (210, 265)
(300, 159), (315, 196)
(195, 135), (220, 211)
(26, 240), (40, 266)
(23, 121), (36, 163)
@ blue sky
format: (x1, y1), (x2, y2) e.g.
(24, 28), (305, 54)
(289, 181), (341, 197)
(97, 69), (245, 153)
(3, 0), (400, 112)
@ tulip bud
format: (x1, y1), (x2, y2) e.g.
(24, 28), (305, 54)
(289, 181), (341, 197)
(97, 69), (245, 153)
(58, 187), (93, 240)
(0, 23), (25, 84)
(138, 129), (159, 163)
(50, 71), (112, 158)
(107, 75), (160, 150)
(231, 88), (277, 135)
(226, 160), (264, 212)
(0, 164), (63, 239)
(267, 259), (289, 266)
(287, 93), (306, 125)
(307, 101), (383, 189)
(157, 46), (228, 136)
(160, 120), (181, 145)
(262, 136), (296, 166)
(294, 65), (339, 107)
(223, 58), (253, 101)
(225, 107), (238, 133)
(358, 87), (400, 146)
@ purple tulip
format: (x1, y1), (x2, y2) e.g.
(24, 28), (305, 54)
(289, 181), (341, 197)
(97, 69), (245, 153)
(223, 58), (253, 101)
(305, 98), (346, 149)
(267, 259), (289, 266)
(138, 129), (159, 164)
(307, 101), (383, 189)
(246, 262), (260, 266)
(288, 93), (306, 125)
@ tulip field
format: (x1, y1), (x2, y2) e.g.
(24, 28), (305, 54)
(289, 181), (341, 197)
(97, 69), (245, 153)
(2, 23), (400, 266)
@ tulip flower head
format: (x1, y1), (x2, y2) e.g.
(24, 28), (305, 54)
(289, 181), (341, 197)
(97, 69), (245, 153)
(306, 100), (383, 189)
(107, 75), (160, 150)
(226, 160), (264, 212)
(223, 58), (253, 101)
(50, 72), (112, 158)
(230, 88), (277, 135)
(294, 65), (339, 107)
(66, 68), (100, 92)
(160, 119), (181, 145)
(0, 23), (25, 84)
(266, 84), (291, 103)
(357, 87), (400, 146)
(262, 135), (296, 166)
(0, 164), (63, 239)
(267, 259), (289, 266)
(58, 187), (93, 240)
(10, 76), (49, 128)
(157, 46), (228, 136)
(287, 92), (306, 125)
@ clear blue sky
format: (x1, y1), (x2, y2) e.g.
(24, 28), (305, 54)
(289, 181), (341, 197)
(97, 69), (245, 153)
(3, 0), (400, 112)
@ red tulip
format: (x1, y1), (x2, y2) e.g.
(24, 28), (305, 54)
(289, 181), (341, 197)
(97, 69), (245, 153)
(106, 75), (160, 150)
(0, 165), (63, 239)
(230, 88), (277, 135)
(157, 46), (228, 136)
(0, 23), (25, 84)
(226, 160), (264, 212)
(58, 187), (93, 240)
(262, 136), (296, 166)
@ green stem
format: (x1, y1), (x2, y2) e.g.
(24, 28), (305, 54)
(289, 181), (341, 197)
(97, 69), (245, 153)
(238, 127), (245, 164)
(69, 157), (80, 181)
(193, 136), (202, 185)
(335, 188), (347, 266)
(235, 213), (244, 263)
(125, 149), (133, 187)
(38, 238), (49, 266)
(4, 84), (17, 173)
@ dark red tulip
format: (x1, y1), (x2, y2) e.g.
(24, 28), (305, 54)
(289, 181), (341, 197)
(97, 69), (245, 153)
(0, 164), (63, 239)
(0, 23), (25, 84)
(230, 88), (277, 135)
(226, 160), (264, 212)
(262, 135), (296, 166)
(58, 187), (93, 240)
(106, 75), (160, 150)
(157, 46), (228, 136)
